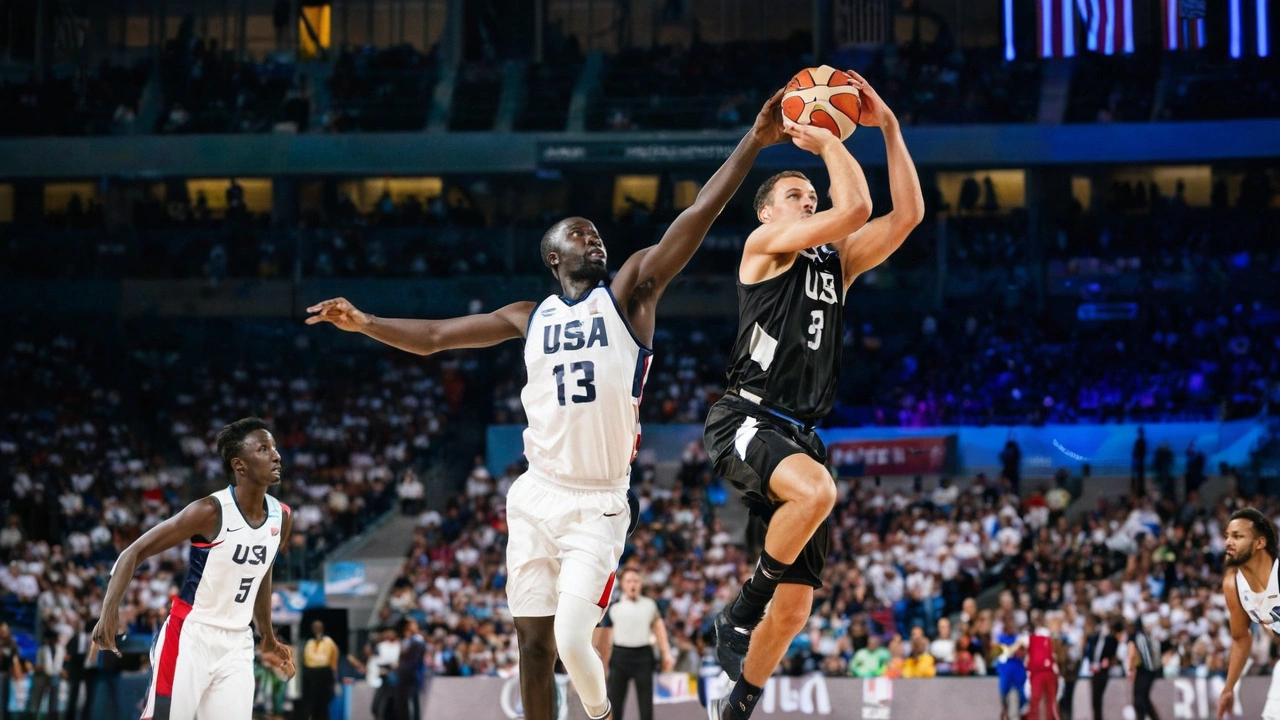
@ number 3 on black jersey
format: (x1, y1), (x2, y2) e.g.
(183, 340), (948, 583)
(553, 360), (596, 405)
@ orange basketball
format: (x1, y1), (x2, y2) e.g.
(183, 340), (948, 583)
(781, 66), (862, 141)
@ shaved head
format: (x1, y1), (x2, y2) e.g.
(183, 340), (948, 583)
(540, 217), (580, 270)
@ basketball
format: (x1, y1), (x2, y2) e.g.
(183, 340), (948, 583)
(781, 65), (862, 141)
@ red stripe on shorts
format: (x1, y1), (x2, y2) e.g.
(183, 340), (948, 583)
(596, 572), (616, 608)
(156, 597), (193, 696)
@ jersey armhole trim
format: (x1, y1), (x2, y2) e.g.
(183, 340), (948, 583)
(524, 297), (546, 339)
(195, 496), (226, 545)
(602, 285), (653, 352)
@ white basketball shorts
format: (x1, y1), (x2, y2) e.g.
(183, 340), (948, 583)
(505, 471), (631, 617)
(142, 600), (255, 720)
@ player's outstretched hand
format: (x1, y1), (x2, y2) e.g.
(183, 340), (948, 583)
(260, 638), (296, 681)
(1217, 688), (1234, 719)
(91, 613), (123, 657)
(750, 88), (788, 146)
(842, 70), (894, 129)
(783, 119), (839, 155)
(305, 297), (371, 332)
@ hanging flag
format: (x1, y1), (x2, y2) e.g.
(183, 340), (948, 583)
(1164, 0), (1208, 50)
(1036, 0), (1133, 57)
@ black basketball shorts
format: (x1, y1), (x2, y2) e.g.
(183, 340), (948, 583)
(702, 392), (831, 589)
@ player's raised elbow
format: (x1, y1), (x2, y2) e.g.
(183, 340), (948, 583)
(897, 194), (926, 230)
(837, 198), (873, 232)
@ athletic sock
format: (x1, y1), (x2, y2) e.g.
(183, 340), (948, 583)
(725, 677), (765, 720)
(586, 700), (611, 720)
(729, 550), (790, 626)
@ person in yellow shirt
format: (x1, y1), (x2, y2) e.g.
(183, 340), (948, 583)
(300, 620), (340, 720)
(902, 636), (937, 679)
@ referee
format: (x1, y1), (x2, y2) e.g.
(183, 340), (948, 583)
(300, 620), (339, 720)
(599, 568), (674, 720)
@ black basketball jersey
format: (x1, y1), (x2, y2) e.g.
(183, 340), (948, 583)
(724, 244), (844, 421)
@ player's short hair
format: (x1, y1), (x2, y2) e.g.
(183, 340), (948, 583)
(216, 417), (270, 483)
(1230, 507), (1279, 558)
(753, 171), (811, 217)
(540, 219), (569, 270)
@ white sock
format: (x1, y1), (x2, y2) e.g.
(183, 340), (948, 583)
(554, 593), (610, 717)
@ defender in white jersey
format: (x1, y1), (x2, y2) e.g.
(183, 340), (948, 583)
(305, 90), (789, 720)
(1220, 507), (1280, 720)
(92, 418), (295, 720)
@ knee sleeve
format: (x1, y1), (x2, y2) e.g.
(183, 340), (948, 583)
(555, 593), (609, 715)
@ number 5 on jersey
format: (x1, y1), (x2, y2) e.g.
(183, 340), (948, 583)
(234, 577), (254, 603)
(553, 360), (596, 405)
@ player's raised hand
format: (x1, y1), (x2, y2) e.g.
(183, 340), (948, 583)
(91, 612), (123, 657)
(305, 297), (371, 332)
(843, 70), (894, 128)
(750, 88), (788, 146)
(783, 119), (840, 155)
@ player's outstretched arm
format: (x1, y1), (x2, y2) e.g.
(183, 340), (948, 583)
(744, 121), (872, 257)
(92, 497), (221, 655)
(613, 89), (787, 301)
(1219, 572), (1252, 719)
(306, 297), (536, 355)
(831, 72), (924, 289)
(254, 509), (296, 679)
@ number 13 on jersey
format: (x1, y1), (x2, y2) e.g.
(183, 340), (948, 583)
(553, 360), (596, 405)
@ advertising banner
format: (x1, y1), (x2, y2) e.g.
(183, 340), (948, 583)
(488, 419), (1263, 479)
(826, 435), (956, 476)
(324, 561), (379, 597)
(401, 673), (1274, 720)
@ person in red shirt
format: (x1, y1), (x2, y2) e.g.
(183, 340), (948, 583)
(1027, 612), (1062, 720)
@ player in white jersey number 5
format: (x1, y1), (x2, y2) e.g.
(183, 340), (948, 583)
(91, 417), (296, 720)
(305, 92), (788, 720)
(1220, 507), (1280, 720)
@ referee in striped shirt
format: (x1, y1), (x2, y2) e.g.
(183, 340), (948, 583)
(597, 568), (674, 720)
(1127, 620), (1162, 720)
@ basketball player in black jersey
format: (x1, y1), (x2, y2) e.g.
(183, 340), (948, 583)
(704, 72), (923, 720)
(307, 93), (789, 720)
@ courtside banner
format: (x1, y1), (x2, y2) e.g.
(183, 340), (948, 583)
(489, 419), (1263, 479)
(825, 435), (956, 476)
(397, 675), (1273, 720)
(398, 675), (1273, 720)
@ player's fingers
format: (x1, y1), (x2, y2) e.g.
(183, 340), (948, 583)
(845, 69), (869, 86)
(304, 315), (328, 325)
(306, 298), (346, 313)
(765, 87), (784, 106)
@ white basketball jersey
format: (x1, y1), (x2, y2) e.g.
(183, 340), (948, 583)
(177, 487), (285, 629)
(1237, 559), (1280, 635)
(522, 283), (652, 489)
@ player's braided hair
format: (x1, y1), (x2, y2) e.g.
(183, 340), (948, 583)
(753, 171), (811, 217)
(1230, 506), (1279, 559)
(215, 417), (270, 484)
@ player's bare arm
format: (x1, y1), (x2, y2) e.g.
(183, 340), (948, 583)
(91, 496), (222, 655)
(254, 508), (295, 679)
(1219, 571), (1252, 719)
(831, 71), (924, 290)
(305, 297), (537, 352)
(740, 121), (872, 282)
(611, 89), (788, 344)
